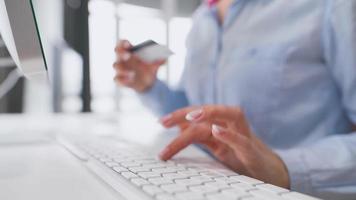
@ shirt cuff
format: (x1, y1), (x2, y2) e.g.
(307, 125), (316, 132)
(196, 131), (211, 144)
(137, 79), (167, 116)
(138, 79), (163, 99)
(275, 149), (313, 194)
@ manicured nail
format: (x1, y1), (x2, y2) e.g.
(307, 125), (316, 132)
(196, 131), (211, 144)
(212, 124), (224, 136)
(122, 52), (131, 61)
(160, 114), (173, 126)
(185, 109), (203, 121)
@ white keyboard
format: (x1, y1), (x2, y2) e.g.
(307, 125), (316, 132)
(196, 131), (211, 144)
(59, 137), (321, 200)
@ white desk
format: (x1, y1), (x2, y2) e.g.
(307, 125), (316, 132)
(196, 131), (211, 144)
(0, 113), (210, 200)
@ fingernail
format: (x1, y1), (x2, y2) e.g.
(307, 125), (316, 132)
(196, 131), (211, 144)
(122, 52), (131, 61)
(185, 109), (203, 121)
(212, 124), (224, 136)
(160, 114), (173, 126)
(159, 147), (170, 160)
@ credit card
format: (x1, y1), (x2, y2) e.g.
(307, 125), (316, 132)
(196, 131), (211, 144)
(129, 40), (173, 63)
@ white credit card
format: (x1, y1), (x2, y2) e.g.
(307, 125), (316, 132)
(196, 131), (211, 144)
(130, 40), (173, 63)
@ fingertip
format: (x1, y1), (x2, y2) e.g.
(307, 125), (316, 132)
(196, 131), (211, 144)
(159, 147), (171, 161)
(160, 114), (173, 127)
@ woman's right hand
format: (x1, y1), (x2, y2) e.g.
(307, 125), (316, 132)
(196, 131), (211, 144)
(113, 40), (166, 93)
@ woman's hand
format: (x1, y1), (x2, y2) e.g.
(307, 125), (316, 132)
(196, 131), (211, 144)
(159, 105), (290, 188)
(113, 40), (165, 93)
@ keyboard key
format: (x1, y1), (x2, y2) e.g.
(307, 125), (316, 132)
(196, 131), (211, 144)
(249, 189), (286, 200)
(175, 178), (205, 186)
(241, 197), (266, 200)
(200, 171), (224, 178)
(221, 188), (252, 198)
(175, 192), (206, 200)
(256, 183), (289, 194)
(163, 173), (189, 180)
(98, 156), (111, 162)
(177, 170), (201, 177)
(138, 172), (162, 179)
(129, 166), (151, 173)
(120, 161), (141, 167)
(214, 177), (240, 184)
(142, 185), (165, 196)
(113, 166), (128, 173)
(229, 182), (256, 191)
(281, 192), (321, 200)
(104, 161), (119, 167)
(214, 169), (238, 177)
(204, 181), (230, 190)
(231, 175), (264, 185)
(161, 184), (188, 193)
(121, 171), (138, 179)
(156, 194), (178, 200)
(136, 159), (157, 165)
(190, 175), (214, 183)
(130, 178), (150, 187)
(152, 167), (181, 174)
(189, 185), (219, 194)
(143, 163), (168, 169)
(149, 177), (174, 185)
(206, 192), (247, 200)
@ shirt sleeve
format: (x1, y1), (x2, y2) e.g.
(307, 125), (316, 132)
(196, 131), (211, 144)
(136, 6), (207, 116)
(277, 1), (356, 199)
(138, 79), (189, 116)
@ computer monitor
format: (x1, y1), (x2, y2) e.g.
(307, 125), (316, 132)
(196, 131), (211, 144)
(0, 0), (48, 81)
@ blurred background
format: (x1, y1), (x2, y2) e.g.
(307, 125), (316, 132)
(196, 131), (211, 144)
(0, 0), (202, 116)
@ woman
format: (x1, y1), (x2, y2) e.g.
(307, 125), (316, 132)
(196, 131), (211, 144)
(113, 0), (356, 199)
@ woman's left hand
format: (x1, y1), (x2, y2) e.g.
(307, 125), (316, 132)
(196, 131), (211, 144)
(159, 105), (290, 188)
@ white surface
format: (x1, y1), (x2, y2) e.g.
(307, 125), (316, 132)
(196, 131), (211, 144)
(0, 113), (210, 200)
(0, 143), (119, 200)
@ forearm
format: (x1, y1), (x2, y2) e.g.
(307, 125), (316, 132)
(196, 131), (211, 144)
(138, 79), (189, 116)
(276, 132), (356, 200)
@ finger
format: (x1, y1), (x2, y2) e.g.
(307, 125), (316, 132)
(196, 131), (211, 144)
(187, 105), (243, 123)
(115, 40), (132, 53)
(187, 106), (251, 137)
(115, 40), (137, 65)
(211, 124), (247, 153)
(113, 61), (133, 72)
(114, 68), (136, 80)
(114, 74), (134, 86)
(159, 133), (192, 161)
(159, 106), (197, 128)
(159, 124), (211, 161)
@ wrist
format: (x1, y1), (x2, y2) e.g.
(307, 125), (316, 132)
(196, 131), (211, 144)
(136, 78), (157, 93)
